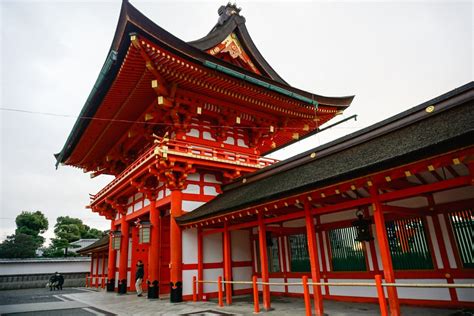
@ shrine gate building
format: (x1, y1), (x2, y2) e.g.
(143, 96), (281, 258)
(56, 1), (473, 315)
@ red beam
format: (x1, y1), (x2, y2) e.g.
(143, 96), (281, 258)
(380, 176), (470, 202)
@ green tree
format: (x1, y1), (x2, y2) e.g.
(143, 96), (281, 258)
(44, 216), (104, 257)
(0, 211), (48, 258)
(0, 233), (40, 258)
(15, 211), (49, 248)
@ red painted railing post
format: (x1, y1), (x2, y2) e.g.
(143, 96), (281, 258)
(302, 276), (312, 316)
(218, 276), (224, 307)
(253, 275), (260, 314)
(375, 275), (389, 316)
(193, 276), (197, 302)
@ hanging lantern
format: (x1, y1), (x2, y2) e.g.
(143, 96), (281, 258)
(139, 221), (151, 244)
(110, 230), (122, 250)
(352, 210), (373, 242)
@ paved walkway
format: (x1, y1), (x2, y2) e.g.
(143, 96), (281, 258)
(64, 290), (460, 316)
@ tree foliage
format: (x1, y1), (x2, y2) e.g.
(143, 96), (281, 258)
(0, 211), (49, 258)
(44, 216), (104, 257)
(0, 233), (38, 258)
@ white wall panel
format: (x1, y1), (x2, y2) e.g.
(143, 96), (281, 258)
(203, 268), (223, 293)
(183, 200), (205, 212)
(183, 229), (198, 264)
(454, 279), (474, 302)
(183, 269), (198, 295)
(204, 233), (222, 263)
(438, 214), (457, 269)
(287, 278), (304, 293)
(396, 279), (450, 300)
(426, 216), (443, 269)
(268, 277), (285, 292)
(328, 279), (377, 297)
(232, 266), (252, 290)
(231, 230), (251, 261)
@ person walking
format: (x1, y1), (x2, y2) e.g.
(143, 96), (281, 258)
(135, 260), (144, 297)
(56, 272), (64, 290)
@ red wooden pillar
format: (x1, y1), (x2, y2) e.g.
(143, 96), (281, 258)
(101, 252), (106, 288)
(170, 189), (183, 302)
(304, 200), (324, 316)
(90, 253), (95, 286)
(257, 213), (271, 311)
(223, 222), (232, 305)
(95, 250), (100, 288)
(197, 227), (203, 300)
(148, 198), (160, 298)
(107, 221), (117, 292)
(370, 185), (400, 316)
(118, 214), (130, 294)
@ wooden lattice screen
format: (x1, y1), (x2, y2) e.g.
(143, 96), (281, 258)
(386, 217), (433, 270)
(288, 234), (311, 272)
(448, 209), (473, 268)
(328, 226), (367, 271)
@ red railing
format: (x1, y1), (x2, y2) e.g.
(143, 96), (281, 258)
(90, 138), (278, 204)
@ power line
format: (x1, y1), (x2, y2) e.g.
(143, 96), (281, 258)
(0, 106), (360, 131)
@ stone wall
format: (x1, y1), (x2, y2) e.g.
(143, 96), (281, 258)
(0, 272), (87, 290)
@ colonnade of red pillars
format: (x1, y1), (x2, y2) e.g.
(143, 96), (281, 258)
(104, 183), (402, 316)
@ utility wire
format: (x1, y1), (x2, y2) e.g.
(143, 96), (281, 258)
(0, 106), (360, 131)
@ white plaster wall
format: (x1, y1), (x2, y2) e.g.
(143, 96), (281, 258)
(128, 238), (132, 268)
(426, 216), (443, 269)
(183, 200), (205, 212)
(183, 184), (200, 194)
(115, 250), (120, 267)
(454, 279), (474, 302)
(287, 277), (304, 293)
(232, 266), (252, 290)
(327, 279), (377, 297)
(183, 269), (198, 295)
(366, 241), (374, 271)
(115, 272), (119, 286)
(127, 271), (131, 287)
(231, 230), (251, 261)
(268, 277), (285, 292)
(97, 258), (103, 274)
(204, 233), (222, 263)
(438, 214), (457, 269)
(0, 260), (91, 275)
(203, 268), (223, 293)
(183, 228), (198, 264)
(396, 279), (450, 300)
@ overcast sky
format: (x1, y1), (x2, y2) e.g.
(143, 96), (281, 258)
(0, 0), (472, 245)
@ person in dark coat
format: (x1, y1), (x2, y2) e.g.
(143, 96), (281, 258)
(135, 260), (144, 297)
(56, 272), (64, 290)
(49, 273), (58, 291)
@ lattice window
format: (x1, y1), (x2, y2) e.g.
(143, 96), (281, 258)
(328, 226), (367, 271)
(448, 209), (473, 268)
(386, 217), (433, 270)
(288, 234), (310, 272)
(268, 237), (280, 273)
(255, 237), (281, 273)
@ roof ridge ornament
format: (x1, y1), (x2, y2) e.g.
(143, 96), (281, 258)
(218, 2), (242, 25)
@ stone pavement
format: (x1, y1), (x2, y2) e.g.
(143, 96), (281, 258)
(64, 290), (461, 316)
